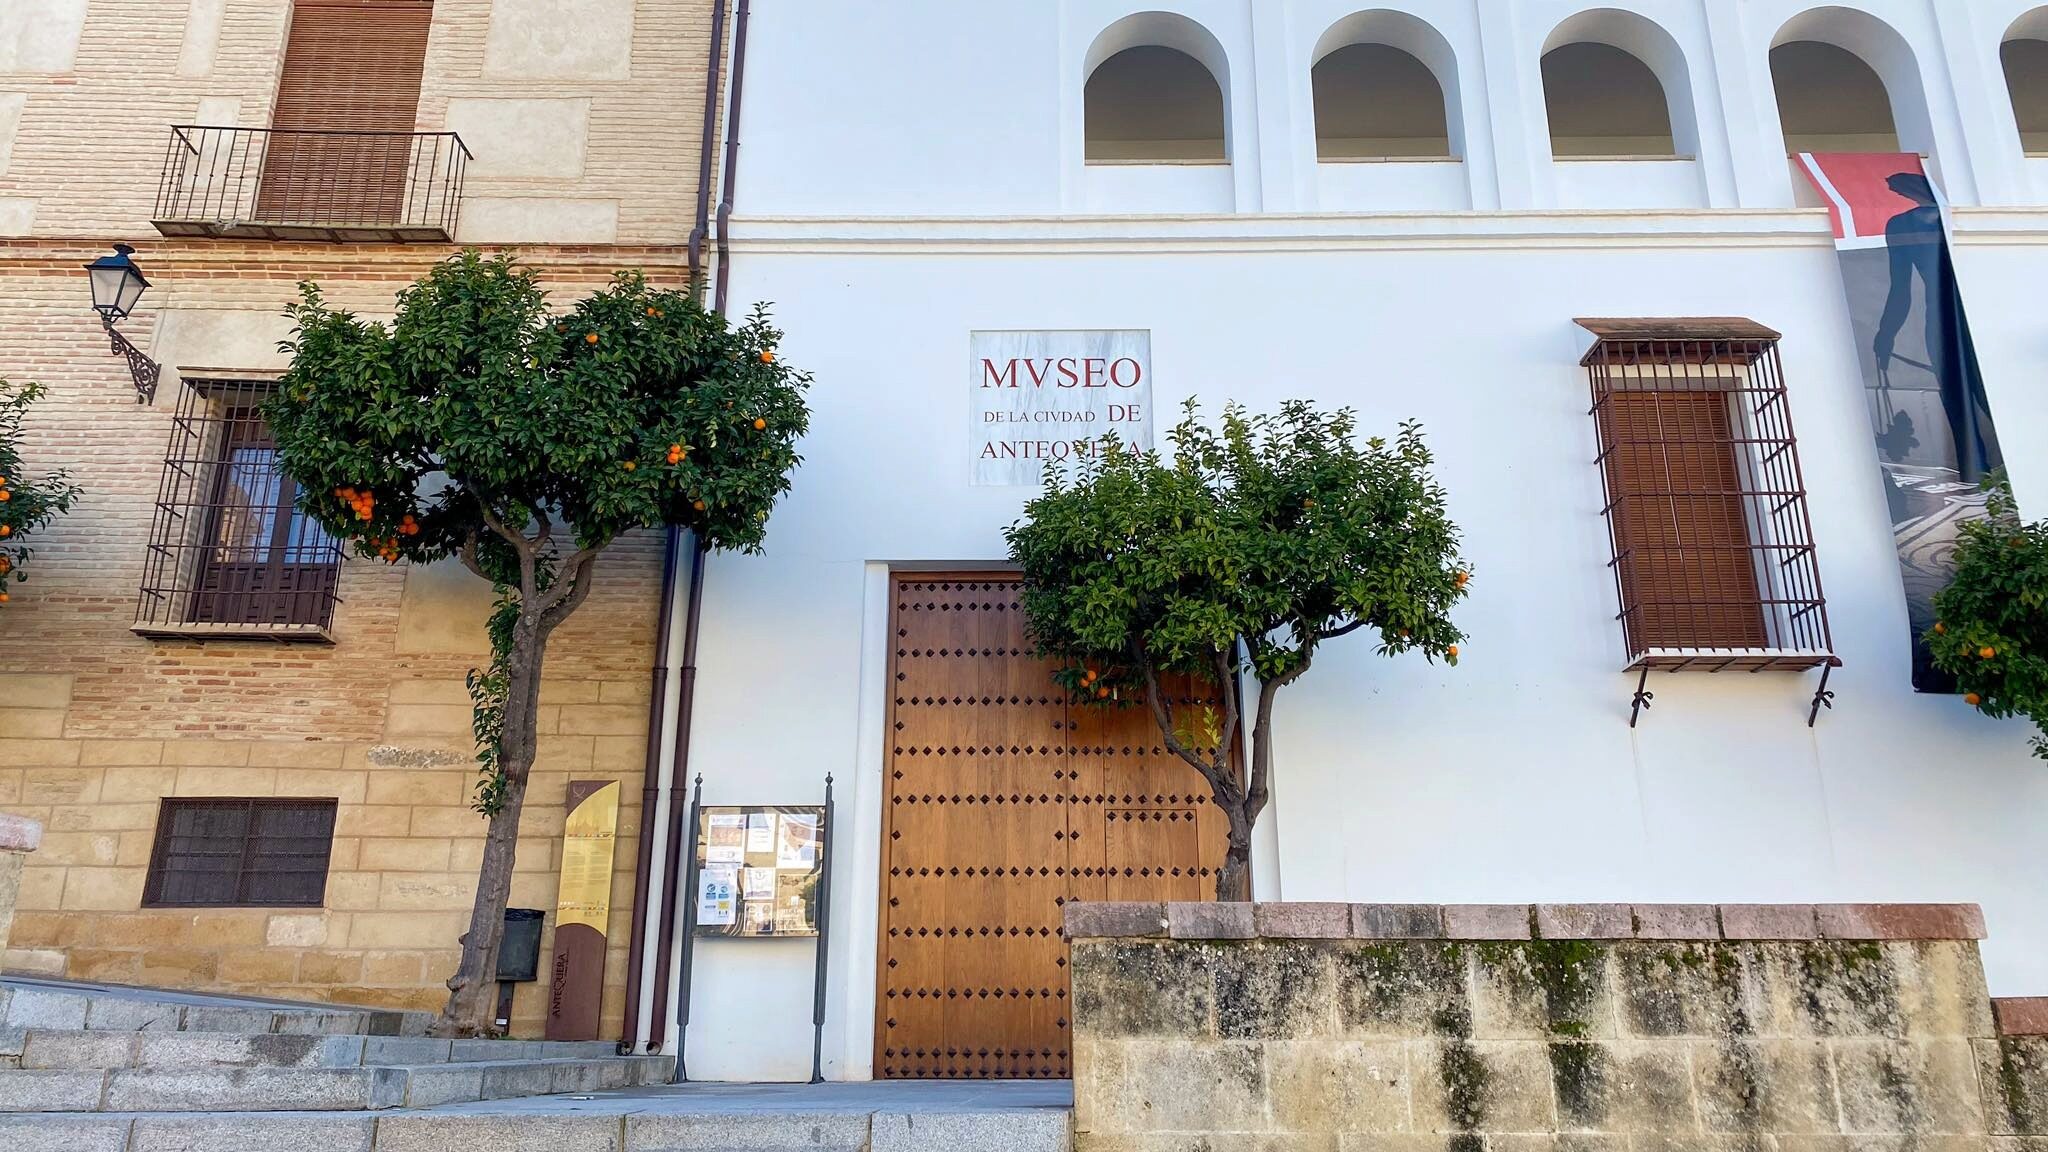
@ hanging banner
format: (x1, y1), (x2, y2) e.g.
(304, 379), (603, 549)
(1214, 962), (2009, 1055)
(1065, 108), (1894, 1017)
(545, 780), (619, 1041)
(1795, 154), (2006, 691)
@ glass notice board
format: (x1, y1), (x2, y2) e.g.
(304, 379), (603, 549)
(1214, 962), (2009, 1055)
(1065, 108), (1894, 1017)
(692, 805), (825, 938)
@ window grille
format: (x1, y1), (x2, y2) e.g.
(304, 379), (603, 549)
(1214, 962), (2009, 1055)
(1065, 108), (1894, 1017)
(1577, 319), (1839, 724)
(143, 798), (338, 908)
(135, 375), (344, 639)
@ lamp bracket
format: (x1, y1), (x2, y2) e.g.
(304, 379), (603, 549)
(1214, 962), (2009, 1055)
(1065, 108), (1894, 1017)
(104, 317), (161, 405)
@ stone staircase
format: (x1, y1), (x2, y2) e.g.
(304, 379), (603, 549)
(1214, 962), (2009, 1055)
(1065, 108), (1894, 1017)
(0, 977), (673, 1115)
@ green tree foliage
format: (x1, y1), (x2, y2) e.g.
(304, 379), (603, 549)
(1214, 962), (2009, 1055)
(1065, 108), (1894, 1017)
(1928, 478), (2047, 759)
(1005, 400), (1468, 899)
(0, 379), (81, 605)
(265, 250), (810, 1034)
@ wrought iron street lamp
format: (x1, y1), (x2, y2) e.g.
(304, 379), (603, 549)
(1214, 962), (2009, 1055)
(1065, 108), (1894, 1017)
(84, 244), (161, 404)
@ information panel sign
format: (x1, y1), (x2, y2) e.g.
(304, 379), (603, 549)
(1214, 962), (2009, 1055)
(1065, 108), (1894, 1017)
(970, 329), (1153, 486)
(691, 805), (825, 938)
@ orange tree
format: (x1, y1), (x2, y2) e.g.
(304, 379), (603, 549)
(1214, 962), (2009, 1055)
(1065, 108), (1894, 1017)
(1928, 478), (2047, 759)
(265, 250), (810, 1035)
(0, 379), (80, 606)
(1004, 400), (1467, 900)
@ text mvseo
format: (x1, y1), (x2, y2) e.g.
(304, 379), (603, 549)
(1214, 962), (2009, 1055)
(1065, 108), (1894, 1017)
(980, 357), (1144, 389)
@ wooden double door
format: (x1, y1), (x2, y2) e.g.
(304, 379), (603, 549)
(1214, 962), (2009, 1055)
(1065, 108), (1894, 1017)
(876, 575), (1227, 1079)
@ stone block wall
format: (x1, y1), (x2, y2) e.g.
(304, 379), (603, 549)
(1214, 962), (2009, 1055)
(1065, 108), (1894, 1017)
(1989, 997), (2048, 1137)
(0, 813), (41, 959)
(1068, 901), (2039, 1151)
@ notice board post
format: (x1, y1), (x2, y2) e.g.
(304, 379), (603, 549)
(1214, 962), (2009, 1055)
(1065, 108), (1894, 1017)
(672, 775), (833, 1082)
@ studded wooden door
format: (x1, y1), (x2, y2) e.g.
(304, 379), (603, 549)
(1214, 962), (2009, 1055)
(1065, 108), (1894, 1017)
(877, 574), (1226, 1079)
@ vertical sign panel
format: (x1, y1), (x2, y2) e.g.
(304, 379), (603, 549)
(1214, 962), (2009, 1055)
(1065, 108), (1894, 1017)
(1796, 154), (2007, 690)
(970, 330), (1153, 486)
(545, 780), (619, 1041)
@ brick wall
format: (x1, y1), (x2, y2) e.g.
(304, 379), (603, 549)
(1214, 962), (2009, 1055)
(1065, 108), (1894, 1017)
(1, 0), (720, 244)
(0, 0), (724, 1037)
(0, 241), (708, 1035)
(1068, 901), (2029, 1148)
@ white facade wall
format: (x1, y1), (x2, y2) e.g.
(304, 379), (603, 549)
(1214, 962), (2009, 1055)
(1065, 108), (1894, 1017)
(673, 0), (2048, 1082)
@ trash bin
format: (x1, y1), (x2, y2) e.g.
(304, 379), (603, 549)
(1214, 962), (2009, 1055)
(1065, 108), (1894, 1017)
(498, 908), (546, 983)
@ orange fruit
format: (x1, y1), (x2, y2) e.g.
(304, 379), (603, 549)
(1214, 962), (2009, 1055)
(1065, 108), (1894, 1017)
(1454, 571), (1469, 588)
(0, 592), (9, 603)
(692, 499), (705, 511)
(1447, 645), (1460, 658)
(0, 491), (10, 503)
(1934, 622), (1947, 635)
(585, 332), (600, 345)
(623, 460), (637, 472)
(1981, 646), (1997, 660)
(760, 350), (775, 364)
(1095, 686), (1109, 699)
(1965, 693), (1983, 707)
(753, 418), (767, 430)
(647, 307), (659, 317)
(0, 525), (11, 537)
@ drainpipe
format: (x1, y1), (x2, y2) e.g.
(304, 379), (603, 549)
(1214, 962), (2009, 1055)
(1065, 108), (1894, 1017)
(618, 0), (734, 1054)
(712, 0), (753, 317)
(639, 0), (755, 1057)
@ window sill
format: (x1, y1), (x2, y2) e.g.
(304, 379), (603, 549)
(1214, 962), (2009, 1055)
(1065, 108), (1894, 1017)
(1084, 158), (1230, 167)
(1318, 155), (1461, 164)
(132, 621), (335, 644)
(141, 900), (328, 910)
(1628, 649), (1839, 673)
(1554, 155), (1697, 163)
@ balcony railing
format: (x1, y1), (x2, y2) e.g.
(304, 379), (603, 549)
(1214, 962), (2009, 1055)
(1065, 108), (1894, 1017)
(153, 125), (469, 243)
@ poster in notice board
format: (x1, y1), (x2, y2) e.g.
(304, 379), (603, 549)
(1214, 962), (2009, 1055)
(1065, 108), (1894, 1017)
(692, 805), (824, 938)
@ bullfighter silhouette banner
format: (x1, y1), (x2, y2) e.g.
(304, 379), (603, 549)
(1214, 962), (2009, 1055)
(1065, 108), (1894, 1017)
(1796, 153), (2005, 692)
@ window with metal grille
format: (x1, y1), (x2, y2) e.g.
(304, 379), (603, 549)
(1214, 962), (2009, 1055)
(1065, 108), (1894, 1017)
(143, 798), (338, 908)
(135, 375), (344, 638)
(1577, 319), (1837, 675)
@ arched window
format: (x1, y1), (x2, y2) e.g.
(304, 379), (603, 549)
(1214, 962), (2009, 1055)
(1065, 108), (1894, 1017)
(2004, 10), (2048, 154)
(1085, 45), (1226, 162)
(1311, 11), (1459, 160)
(1767, 9), (1935, 163)
(1538, 11), (1698, 161)
(1543, 42), (1674, 156)
(1770, 41), (1899, 153)
(1314, 44), (1448, 158)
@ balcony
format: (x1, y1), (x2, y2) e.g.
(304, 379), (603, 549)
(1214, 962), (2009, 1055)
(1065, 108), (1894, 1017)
(152, 125), (469, 243)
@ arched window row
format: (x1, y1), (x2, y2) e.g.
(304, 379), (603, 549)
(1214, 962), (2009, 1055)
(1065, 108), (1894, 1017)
(1078, 7), (2048, 173)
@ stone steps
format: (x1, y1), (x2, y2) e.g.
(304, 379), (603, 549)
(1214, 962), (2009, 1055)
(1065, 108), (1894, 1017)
(0, 978), (432, 1038)
(0, 1054), (674, 1112)
(0, 1103), (1074, 1152)
(9, 1029), (624, 1070)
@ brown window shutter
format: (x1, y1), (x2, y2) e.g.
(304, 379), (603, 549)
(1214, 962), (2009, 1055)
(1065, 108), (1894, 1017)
(144, 799), (338, 908)
(258, 0), (435, 225)
(1600, 389), (1768, 651)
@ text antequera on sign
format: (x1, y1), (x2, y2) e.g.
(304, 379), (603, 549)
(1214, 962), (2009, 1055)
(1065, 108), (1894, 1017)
(970, 330), (1153, 486)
